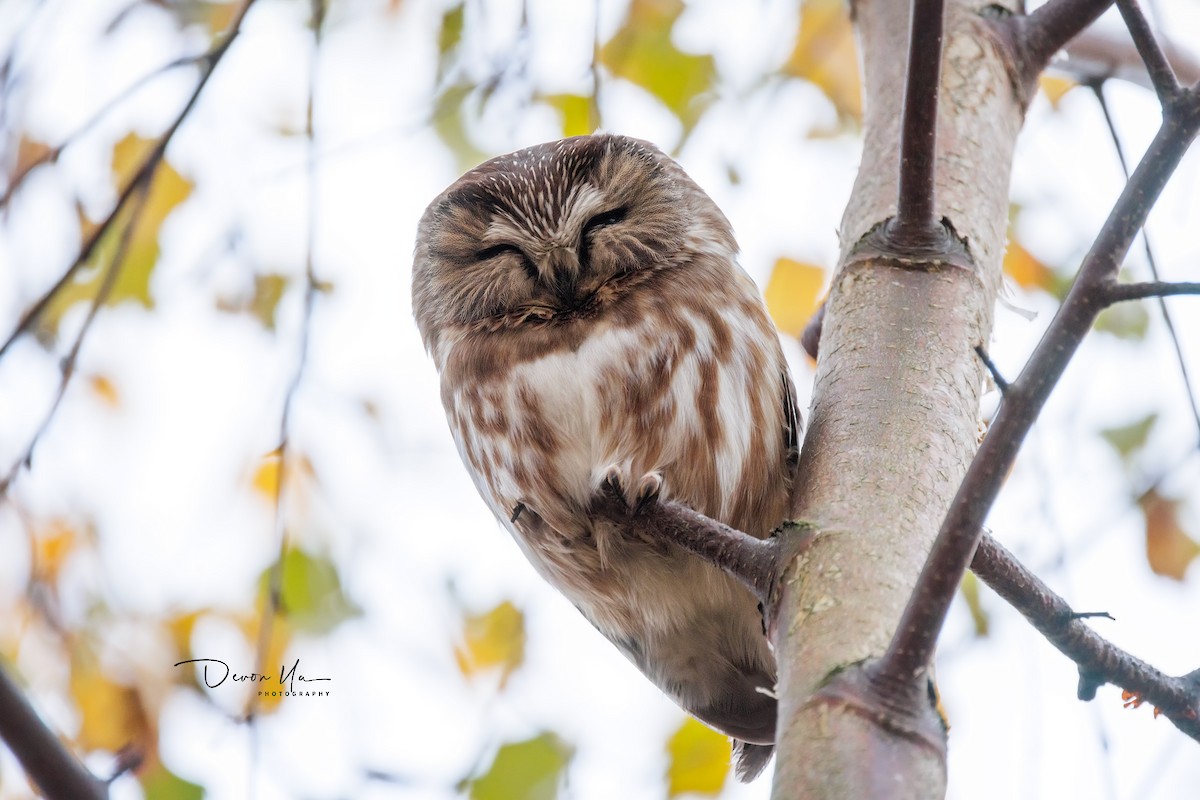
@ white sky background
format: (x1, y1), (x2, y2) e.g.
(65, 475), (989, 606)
(0, 0), (1199, 798)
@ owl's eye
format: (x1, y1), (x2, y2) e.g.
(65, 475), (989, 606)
(477, 242), (539, 284)
(476, 243), (524, 261)
(579, 207), (628, 268)
(582, 207), (628, 238)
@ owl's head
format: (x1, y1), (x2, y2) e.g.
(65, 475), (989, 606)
(412, 134), (735, 353)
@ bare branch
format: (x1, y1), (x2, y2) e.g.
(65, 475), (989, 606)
(971, 534), (1200, 738)
(1091, 81), (1200, 458)
(591, 486), (783, 603)
(878, 92), (1200, 686)
(1014, 0), (1114, 90)
(0, 663), (106, 800)
(249, 0), (325, 717)
(0, 181), (150, 495)
(1054, 27), (1200, 89)
(1101, 280), (1200, 303)
(0, 53), (207, 208)
(0, 0), (258, 361)
(1114, 0), (1180, 103)
(891, 0), (946, 242)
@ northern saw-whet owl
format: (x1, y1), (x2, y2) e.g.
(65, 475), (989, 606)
(412, 134), (800, 780)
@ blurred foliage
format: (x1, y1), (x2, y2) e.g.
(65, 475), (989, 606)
(464, 733), (574, 800)
(665, 718), (730, 797)
(0, 0), (1196, 797)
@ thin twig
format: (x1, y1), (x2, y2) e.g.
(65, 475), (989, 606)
(0, 181), (150, 496)
(1114, 0), (1180, 103)
(249, 0), (324, 717)
(1015, 0), (1115, 90)
(0, 52), (207, 208)
(891, 0), (946, 243)
(1101, 280), (1200, 303)
(0, 0), (257, 361)
(0, 662), (106, 800)
(878, 92), (1200, 685)
(972, 534), (1200, 737)
(1091, 81), (1200, 440)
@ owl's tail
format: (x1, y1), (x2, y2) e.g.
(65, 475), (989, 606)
(732, 740), (774, 783)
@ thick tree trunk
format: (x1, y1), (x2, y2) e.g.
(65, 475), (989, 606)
(770, 0), (1024, 796)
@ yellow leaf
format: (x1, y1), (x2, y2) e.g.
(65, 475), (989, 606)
(959, 571), (989, 637)
(1138, 490), (1200, 581)
(600, 0), (715, 128)
(237, 611), (292, 715)
(1003, 239), (1054, 292)
(1039, 75), (1076, 108)
(33, 519), (78, 582)
(454, 600), (526, 687)
(253, 451), (282, 501)
(783, 0), (862, 123)
(71, 654), (147, 752)
(88, 374), (120, 408)
(665, 718), (729, 797)
(764, 257), (825, 337)
(543, 94), (594, 138)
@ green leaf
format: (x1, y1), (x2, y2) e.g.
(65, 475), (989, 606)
(438, 3), (466, 78)
(1094, 302), (1149, 340)
(666, 718), (729, 797)
(142, 761), (204, 800)
(1100, 413), (1157, 461)
(959, 571), (990, 637)
(433, 83), (490, 173)
(600, 0), (715, 130)
(467, 733), (573, 800)
(262, 549), (360, 635)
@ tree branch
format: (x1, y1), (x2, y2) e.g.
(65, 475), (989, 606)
(1114, 0), (1180, 103)
(0, 662), (106, 800)
(876, 90), (1200, 690)
(1101, 280), (1200, 304)
(0, 0), (258, 361)
(249, 0), (325, 719)
(1051, 27), (1200, 89)
(1013, 0), (1114, 90)
(971, 534), (1200, 738)
(891, 0), (947, 244)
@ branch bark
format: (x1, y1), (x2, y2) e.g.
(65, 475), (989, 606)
(769, 0), (1025, 796)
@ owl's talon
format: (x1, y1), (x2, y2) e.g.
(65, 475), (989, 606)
(601, 465), (629, 507)
(634, 472), (663, 513)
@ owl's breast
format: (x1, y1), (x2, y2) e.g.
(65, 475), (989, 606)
(441, 290), (792, 540)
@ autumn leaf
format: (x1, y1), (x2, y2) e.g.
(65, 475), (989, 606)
(454, 600), (526, 688)
(764, 257), (825, 337)
(252, 450), (282, 500)
(1100, 414), (1157, 462)
(236, 610), (292, 714)
(37, 133), (193, 341)
(1003, 238), (1056, 293)
(959, 571), (990, 637)
(71, 652), (148, 752)
(262, 548), (361, 635)
(88, 374), (120, 408)
(666, 717), (729, 797)
(1039, 75), (1077, 108)
(216, 273), (290, 331)
(542, 94), (593, 138)
(466, 733), (573, 800)
(140, 757), (204, 800)
(1094, 302), (1149, 340)
(783, 0), (862, 123)
(601, 0), (715, 130)
(1138, 490), (1200, 581)
(32, 519), (79, 582)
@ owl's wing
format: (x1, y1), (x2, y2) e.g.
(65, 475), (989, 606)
(782, 370), (802, 474)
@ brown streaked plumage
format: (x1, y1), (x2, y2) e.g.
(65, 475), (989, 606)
(412, 134), (800, 781)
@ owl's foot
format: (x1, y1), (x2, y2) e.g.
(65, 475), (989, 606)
(601, 466), (663, 513)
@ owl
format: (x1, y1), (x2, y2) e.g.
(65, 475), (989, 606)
(412, 134), (799, 780)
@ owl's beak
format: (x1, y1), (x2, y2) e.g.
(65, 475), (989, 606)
(544, 245), (582, 305)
